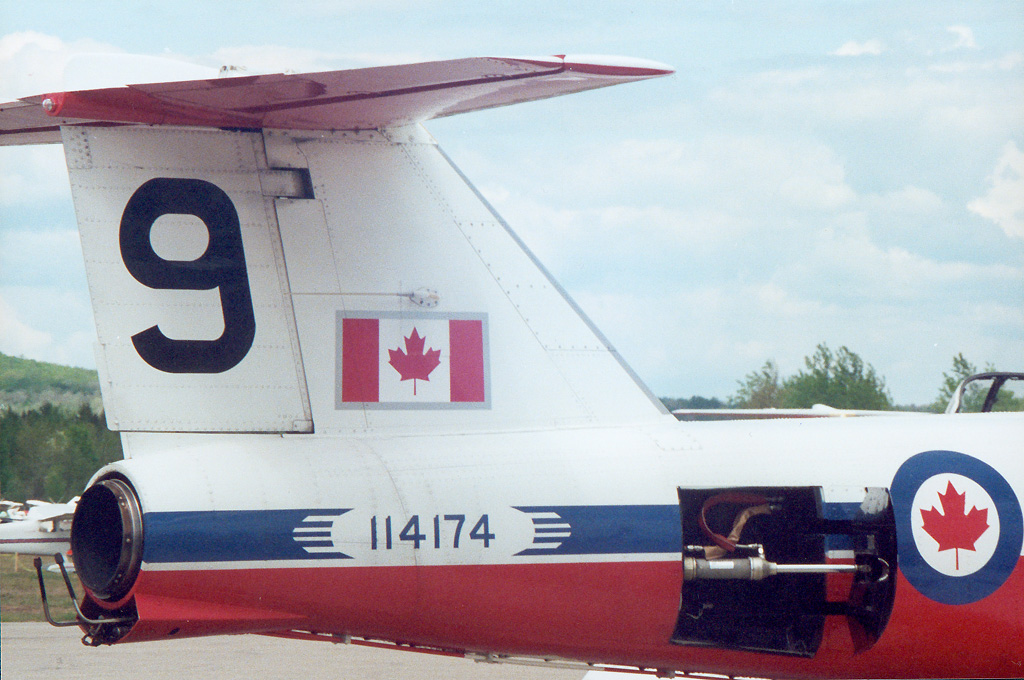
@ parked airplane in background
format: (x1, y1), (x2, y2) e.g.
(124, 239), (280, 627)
(0, 54), (1020, 679)
(1, 499), (25, 521)
(0, 498), (76, 568)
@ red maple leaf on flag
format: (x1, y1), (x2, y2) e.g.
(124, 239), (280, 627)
(388, 327), (441, 396)
(920, 480), (990, 570)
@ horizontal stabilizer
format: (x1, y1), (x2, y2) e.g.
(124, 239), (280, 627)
(0, 55), (672, 145)
(9, 53), (673, 433)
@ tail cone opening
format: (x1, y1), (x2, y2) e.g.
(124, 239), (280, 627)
(72, 477), (144, 601)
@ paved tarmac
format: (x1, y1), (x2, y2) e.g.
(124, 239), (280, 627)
(1, 623), (589, 680)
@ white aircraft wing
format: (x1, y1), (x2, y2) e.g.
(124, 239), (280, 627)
(25, 500), (78, 522)
(0, 518), (71, 556)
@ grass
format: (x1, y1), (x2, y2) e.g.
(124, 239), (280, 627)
(0, 553), (83, 622)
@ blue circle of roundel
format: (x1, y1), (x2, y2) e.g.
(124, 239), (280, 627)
(891, 450), (1022, 605)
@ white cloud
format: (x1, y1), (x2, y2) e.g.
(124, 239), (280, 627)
(574, 235), (1023, 403)
(712, 53), (1021, 142)
(475, 132), (861, 305)
(0, 144), (70, 205)
(833, 39), (885, 57)
(211, 45), (429, 74)
(929, 51), (1024, 74)
(62, 52), (218, 91)
(292, 0), (435, 14)
(0, 229), (85, 287)
(865, 186), (944, 215)
(532, 135), (856, 216)
(0, 31), (424, 99)
(781, 226), (1021, 303)
(0, 227), (92, 367)
(0, 294), (52, 357)
(574, 282), (859, 399)
(0, 287), (96, 368)
(946, 25), (979, 51)
(0, 31), (124, 100)
(969, 141), (1024, 240)
(993, 52), (1024, 71)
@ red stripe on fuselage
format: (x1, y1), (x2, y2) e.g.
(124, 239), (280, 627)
(123, 558), (1023, 678)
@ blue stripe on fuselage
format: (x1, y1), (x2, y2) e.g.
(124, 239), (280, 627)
(514, 505), (682, 556)
(142, 502), (861, 563)
(143, 509), (352, 562)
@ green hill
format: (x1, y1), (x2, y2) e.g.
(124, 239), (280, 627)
(0, 353), (102, 414)
(0, 354), (121, 503)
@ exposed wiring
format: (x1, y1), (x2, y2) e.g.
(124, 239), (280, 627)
(698, 491), (770, 557)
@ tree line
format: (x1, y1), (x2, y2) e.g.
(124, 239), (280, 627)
(0, 352), (101, 414)
(1, 352), (119, 502)
(731, 343), (893, 410)
(0, 404), (122, 503)
(665, 345), (1015, 413)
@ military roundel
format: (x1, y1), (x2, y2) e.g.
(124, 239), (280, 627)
(891, 450), (1022, 605)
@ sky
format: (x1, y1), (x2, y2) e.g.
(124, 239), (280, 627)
(0, 1), (1022, 406)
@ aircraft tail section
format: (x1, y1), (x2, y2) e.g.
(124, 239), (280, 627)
(41, 56), (676, 434)
(65, 122), (666, 434)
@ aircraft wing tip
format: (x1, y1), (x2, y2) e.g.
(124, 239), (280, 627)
(0, 53), (673, 142)
(501, 54), (675, 78)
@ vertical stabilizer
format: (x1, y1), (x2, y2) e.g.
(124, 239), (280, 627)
(65, 122), (666, 434)
(268, 125), (667, 433)
(65, 126), (312, 432)
(43, 56), (676, 434)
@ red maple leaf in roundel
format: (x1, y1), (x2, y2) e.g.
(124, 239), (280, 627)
(920, 480), (990, 570)
(387, 328), (441, 396)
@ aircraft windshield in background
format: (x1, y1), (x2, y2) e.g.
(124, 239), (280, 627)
(0, 54), (1020, 679)
(945, 372), (1024, 414)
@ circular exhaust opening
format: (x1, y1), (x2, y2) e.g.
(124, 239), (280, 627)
(72, 477), (144, 601)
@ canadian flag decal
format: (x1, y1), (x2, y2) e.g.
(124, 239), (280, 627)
(337, 312), (489, 407)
